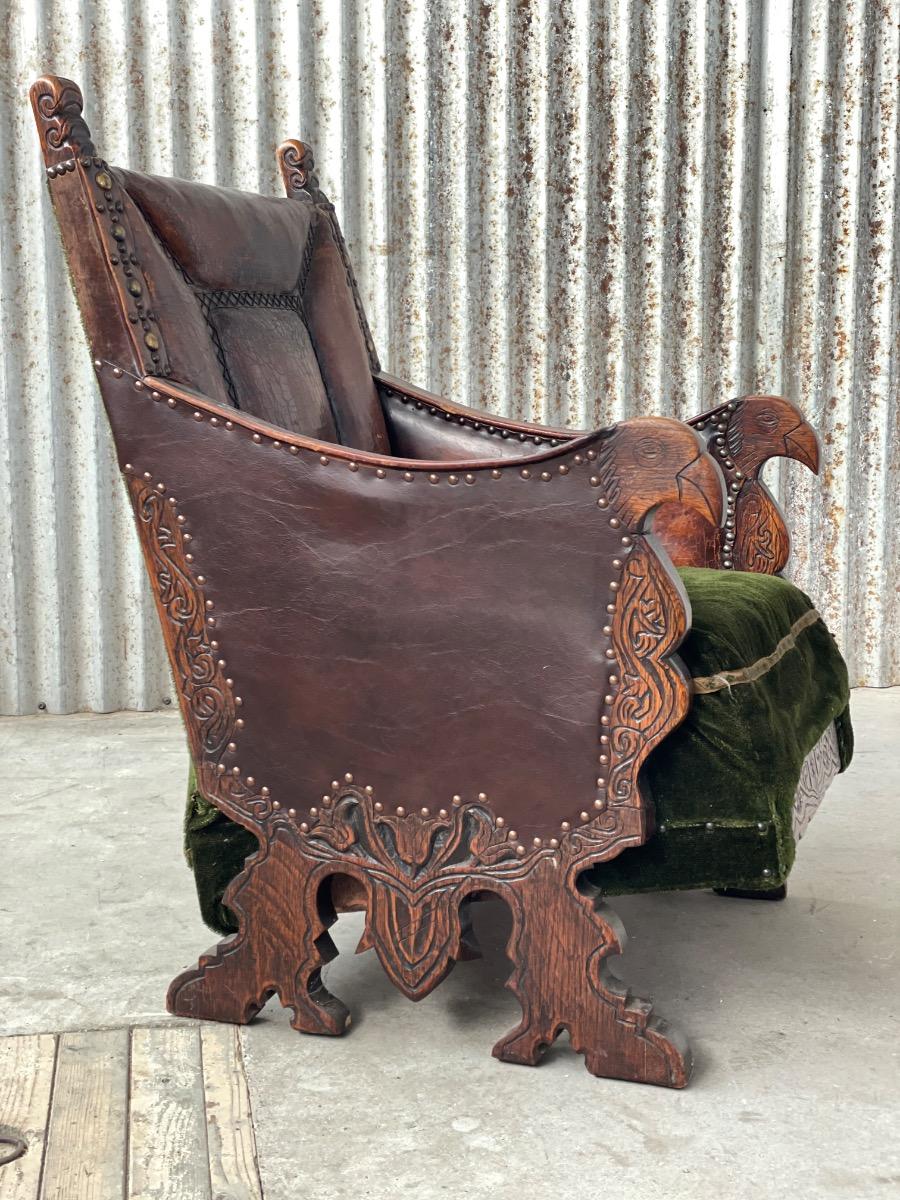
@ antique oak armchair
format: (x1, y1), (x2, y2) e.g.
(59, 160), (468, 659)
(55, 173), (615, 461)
(31, 76), (851, 1088)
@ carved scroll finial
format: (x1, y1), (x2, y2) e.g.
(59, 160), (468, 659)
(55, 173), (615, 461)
(277, 138), (318, 197)
(30, 75), (96, 167)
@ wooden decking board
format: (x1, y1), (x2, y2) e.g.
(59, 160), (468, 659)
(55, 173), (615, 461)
(0, 1026), (263, 1200)
(0, 1033), (57, 1200)
(201, 1025), (263, 1200)
(38, 1028), (129, 1200)
(127, 1025), (211, 1200)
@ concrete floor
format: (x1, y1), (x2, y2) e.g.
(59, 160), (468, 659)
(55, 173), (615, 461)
(2, 688), (898, 1199)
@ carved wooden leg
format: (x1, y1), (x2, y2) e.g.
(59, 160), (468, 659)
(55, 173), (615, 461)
(713, 884), (787, 901)
(168, 831), (350, 1035)
(494, 860), (691, 1087)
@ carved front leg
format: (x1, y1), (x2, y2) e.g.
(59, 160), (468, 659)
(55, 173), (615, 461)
(494, 860), (691, 1087)
(168, 832), (349, 1036)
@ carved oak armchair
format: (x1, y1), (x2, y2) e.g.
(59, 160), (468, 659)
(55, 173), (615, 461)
(32, 76), (851, 1088)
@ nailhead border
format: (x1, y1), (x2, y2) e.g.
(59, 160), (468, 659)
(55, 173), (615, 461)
(691, 401), (744, 569)
(384, 386), (563, 447)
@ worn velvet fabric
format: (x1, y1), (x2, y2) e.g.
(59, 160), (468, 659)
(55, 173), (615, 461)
(184, 568), (852, 934)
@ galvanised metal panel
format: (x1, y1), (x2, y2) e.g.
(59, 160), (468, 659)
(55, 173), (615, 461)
(1, 0), (897, 713)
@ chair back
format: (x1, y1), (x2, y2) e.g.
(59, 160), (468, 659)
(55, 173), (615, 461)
(31, 76), (389, 453)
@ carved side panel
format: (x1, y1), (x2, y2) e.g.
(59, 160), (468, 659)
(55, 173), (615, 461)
(126, 475), (271, 829)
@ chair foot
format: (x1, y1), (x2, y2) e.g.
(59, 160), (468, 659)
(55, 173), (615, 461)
(713, 883), (787, 901)
(493, 861), (691, 1088)
(168, 832), (350, 1035)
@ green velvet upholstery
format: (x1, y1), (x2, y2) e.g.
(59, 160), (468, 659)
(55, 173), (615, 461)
(184, 568), (852, 934)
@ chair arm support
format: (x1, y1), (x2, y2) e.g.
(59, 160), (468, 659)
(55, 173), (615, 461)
(654, 394), (820, 575)
(375, 371), (574, 462)
(102, 365), (721, 863)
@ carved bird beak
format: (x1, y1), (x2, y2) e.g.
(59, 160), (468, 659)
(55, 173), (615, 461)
(675, 452), (725, 527)
(783, 420), (820, 474)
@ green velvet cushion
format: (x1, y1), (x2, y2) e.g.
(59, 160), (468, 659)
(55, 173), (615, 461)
(585, 568), (852, 897)
(184, 568), (852, 934)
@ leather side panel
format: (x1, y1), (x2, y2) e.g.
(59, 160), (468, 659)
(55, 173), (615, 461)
(101, 378), (623, 844)
(113, 171), (233, 404)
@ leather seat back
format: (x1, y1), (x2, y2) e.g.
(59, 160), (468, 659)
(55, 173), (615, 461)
(112, 168), (388, 453)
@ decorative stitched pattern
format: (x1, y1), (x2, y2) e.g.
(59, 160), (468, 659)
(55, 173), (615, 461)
(692, 608), (823, 694)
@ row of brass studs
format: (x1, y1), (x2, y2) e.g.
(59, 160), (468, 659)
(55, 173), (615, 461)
(46, 157), (77, 176)
(693, 401), (744, 569)
(50, 155), (168, 375)
(386, 388), (562, 447)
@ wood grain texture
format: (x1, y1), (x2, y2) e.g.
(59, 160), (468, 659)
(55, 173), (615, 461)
(127, 1026), (209, 1200)
(0, 1035), (56, 1200)
(654, 395), (820, 573)
(199, 1027), (262, 1200)
(39, 1029), (128, 1200)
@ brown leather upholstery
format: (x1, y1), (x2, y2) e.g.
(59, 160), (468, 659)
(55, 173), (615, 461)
(111, 168), (389, 451)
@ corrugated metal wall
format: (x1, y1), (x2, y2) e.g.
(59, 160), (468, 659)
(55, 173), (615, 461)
(1, 0), (897, 713)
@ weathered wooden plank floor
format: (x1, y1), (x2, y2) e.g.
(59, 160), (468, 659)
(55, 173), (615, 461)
(0, 1026), (262, 1200)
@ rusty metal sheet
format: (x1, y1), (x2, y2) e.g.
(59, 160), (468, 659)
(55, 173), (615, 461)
(1, 0), (896, 713)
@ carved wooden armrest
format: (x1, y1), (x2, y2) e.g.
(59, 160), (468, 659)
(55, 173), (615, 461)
(653, 395), (820, 574)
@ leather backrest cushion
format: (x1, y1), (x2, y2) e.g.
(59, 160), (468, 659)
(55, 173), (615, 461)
(207, 306), (337, 440)
(114, 168), (388, 452)
(118, 170), (312, 293)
